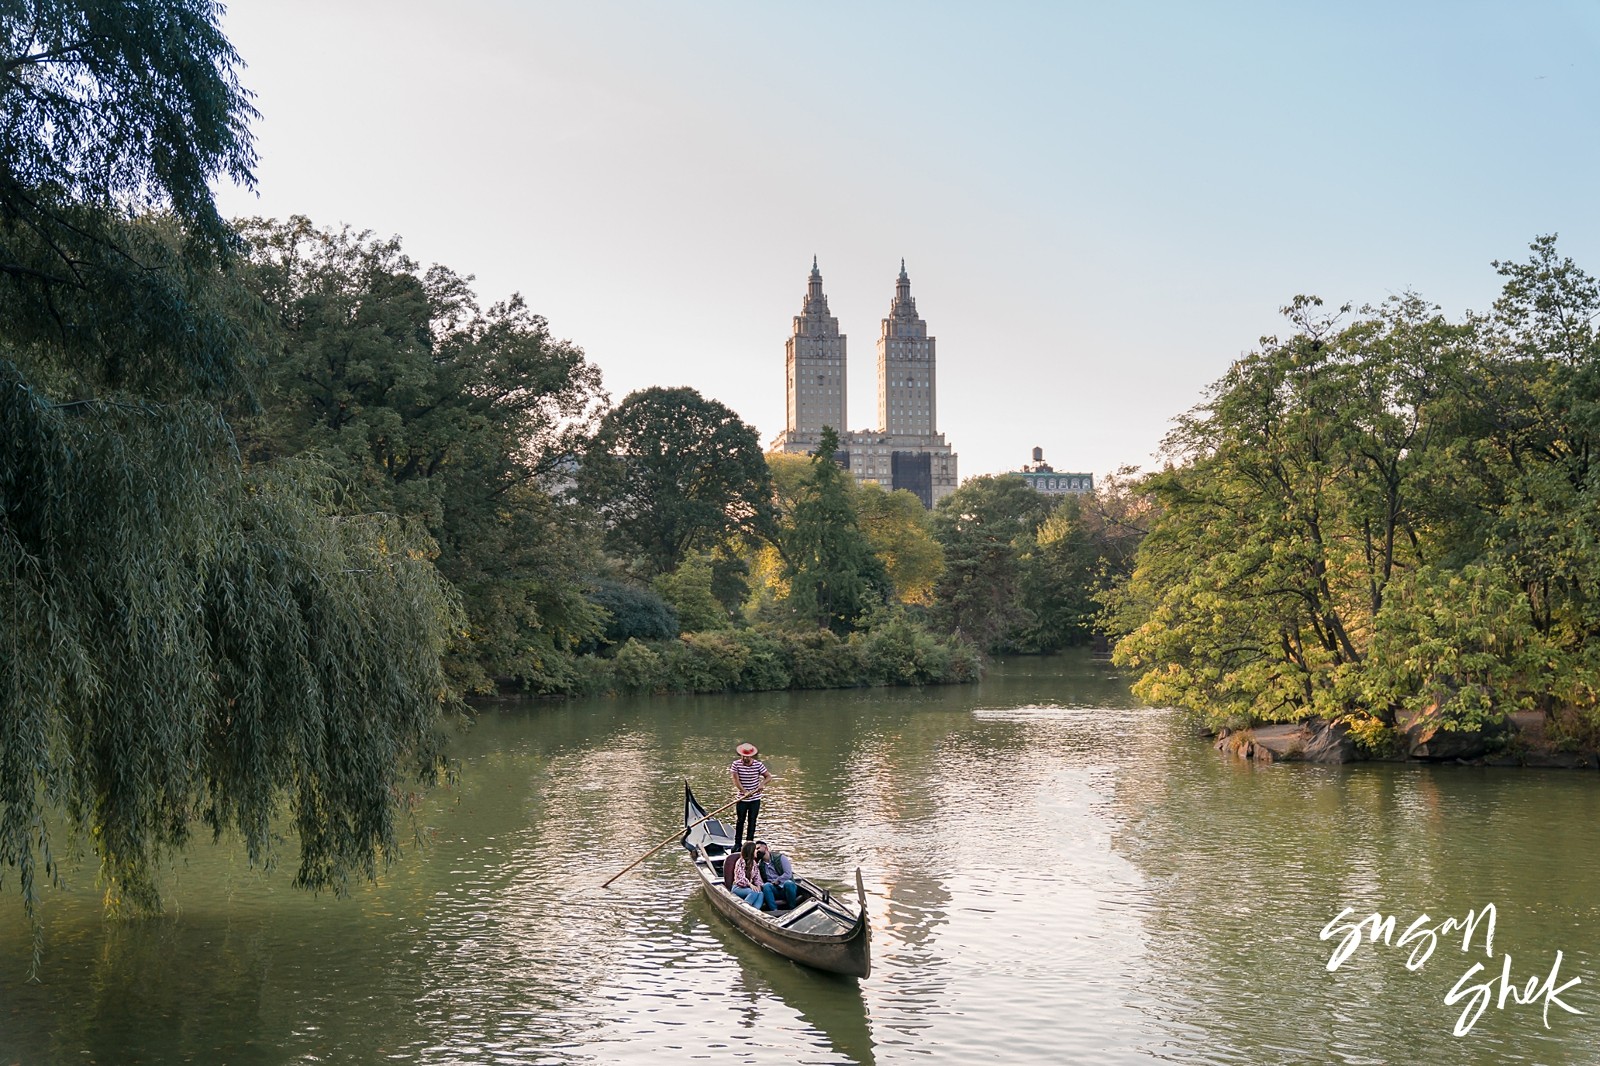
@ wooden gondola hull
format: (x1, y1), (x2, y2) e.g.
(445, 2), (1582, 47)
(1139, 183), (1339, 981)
(682, 784), (871, 979)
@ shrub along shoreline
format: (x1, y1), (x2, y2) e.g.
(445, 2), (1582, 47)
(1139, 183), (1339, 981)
(520, 617), (982, 699)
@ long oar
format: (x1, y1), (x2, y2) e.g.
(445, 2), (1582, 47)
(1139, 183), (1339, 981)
(600, 786), (754, 888)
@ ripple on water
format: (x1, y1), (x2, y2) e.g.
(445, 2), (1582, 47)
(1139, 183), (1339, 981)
(6, 659), (1600, 1064)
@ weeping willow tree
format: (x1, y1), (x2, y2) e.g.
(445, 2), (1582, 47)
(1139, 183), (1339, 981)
(1, 376), (461, 913)
(1, 0), (460, 918)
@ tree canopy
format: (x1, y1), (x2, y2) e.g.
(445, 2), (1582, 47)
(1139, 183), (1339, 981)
(577, 386), (773, 576)
(1109, 240), (1600, 741)
(929, 475), (1053, 652)
(2, 0), (262, 399)
(854, 481), (944, 606)
(1, 0), (256, 242)
(237, 217), (609, 692)
(1, 3), (461, 918)
(1021, 476), (1147, 652)
(779, 427), (889, 634)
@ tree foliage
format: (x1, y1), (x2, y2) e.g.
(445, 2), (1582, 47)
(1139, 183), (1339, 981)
(2, 355), (461, 916)
(577, 386), (773, 576)
(1, 0), (257, 244)
(1021, 475), (1148, 652)
(1110, 240), (1600, 735)
(1, 1), (262, 398)
(581, 578), (680, 650)
(854, 482), (944, 605)
(1, 4), (462, 919)
(929, 475), (1052, 652)
(1110, 295), (1473, 723)
(779, 428), (889, 634)
(238, 217), (608, 692)
(654, 554), (732, 632)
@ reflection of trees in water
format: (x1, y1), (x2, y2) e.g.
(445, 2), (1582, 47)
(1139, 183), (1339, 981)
(1103, 721), (1600, 1064)
(4, 652), (1165, 1063)
(7, 915), (280, 1065)
(1, 898), (457, 1065)
(873, 862), (953, 954)
(406, 714), (704, 1055)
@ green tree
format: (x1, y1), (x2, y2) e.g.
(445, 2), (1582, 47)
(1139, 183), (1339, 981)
(1437, 237), (1600, 725)
(581, 579), (679, 650)
(238, 218), (608, 693)
(2, 5), (459, 918)
(2, 0), (262, 400)
(578, 386), (773, 576)
(655, 554), (732, 631)
(1471, 237), (1600, 636)
(930, 475), (1052, 652)
(706, 547), (752, 617)
(1108, 295), (1478, 727)
(854, 482), (944, 605)
(1020, 470), (1150, 652)
(780, 428), (889, 634)
(1021, 496), (1102, 651)
(2, 0), (256, 248)
(1359, 564), (1550, 731)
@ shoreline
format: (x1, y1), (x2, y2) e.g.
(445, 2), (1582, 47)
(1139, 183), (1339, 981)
(1214, 713), (1599, 769)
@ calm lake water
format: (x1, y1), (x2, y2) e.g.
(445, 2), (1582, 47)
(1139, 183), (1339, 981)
(5, 652), (1600, 1064)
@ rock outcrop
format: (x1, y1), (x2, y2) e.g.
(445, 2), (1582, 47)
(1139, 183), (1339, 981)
(1215, 719), (1357, 764)
(1214, 709), (1600, 768)
(1397, 704), (1510, 761)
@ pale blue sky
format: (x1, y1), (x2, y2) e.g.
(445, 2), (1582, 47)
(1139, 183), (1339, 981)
(215, 1), (1600, 480)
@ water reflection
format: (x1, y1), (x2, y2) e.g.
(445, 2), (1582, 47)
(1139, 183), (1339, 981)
(7, 654), (1600, 1064)
(688, 894), (877, 1065)
(1105, 712), (1600, 1065)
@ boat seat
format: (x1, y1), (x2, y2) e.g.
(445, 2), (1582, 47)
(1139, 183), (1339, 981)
(795, 876), (831, 904)
(777, 900), (821, 927)
(783, 903), (856, 937)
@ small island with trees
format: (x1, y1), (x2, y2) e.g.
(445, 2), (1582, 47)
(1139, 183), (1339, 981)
(1106, 248), (1600, 769)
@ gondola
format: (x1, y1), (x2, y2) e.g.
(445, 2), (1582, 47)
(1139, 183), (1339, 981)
(680, 783), (871, 979)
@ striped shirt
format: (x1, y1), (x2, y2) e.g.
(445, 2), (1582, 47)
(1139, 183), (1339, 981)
(730, 758), (768, 798)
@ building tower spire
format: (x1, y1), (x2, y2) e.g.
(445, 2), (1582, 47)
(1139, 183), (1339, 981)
(806, 256), (826, 310)
(878, 259), (933, 442)
(891, 259), (915, 315)
(778, 258), (846, 445)
(773, 258), (957, 509)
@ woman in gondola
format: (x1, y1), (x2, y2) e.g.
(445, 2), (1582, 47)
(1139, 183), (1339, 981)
(728, 841), (777, 911)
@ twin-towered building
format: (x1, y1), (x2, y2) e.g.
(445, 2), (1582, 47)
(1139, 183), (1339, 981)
(770, 259), (958, 507)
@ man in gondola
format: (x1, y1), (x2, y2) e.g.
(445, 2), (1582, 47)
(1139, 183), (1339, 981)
(755, 840), (800, 910)
(729, 742), (774, 848)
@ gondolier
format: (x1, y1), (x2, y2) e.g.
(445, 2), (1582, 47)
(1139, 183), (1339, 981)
(681, 784), (871, 978)
(729, 742), (774, 848)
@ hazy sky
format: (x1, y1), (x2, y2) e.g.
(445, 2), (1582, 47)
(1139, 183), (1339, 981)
(214, 1), (1600, 480)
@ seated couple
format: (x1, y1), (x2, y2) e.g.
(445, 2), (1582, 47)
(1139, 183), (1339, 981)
(724, 840), (799, 912)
